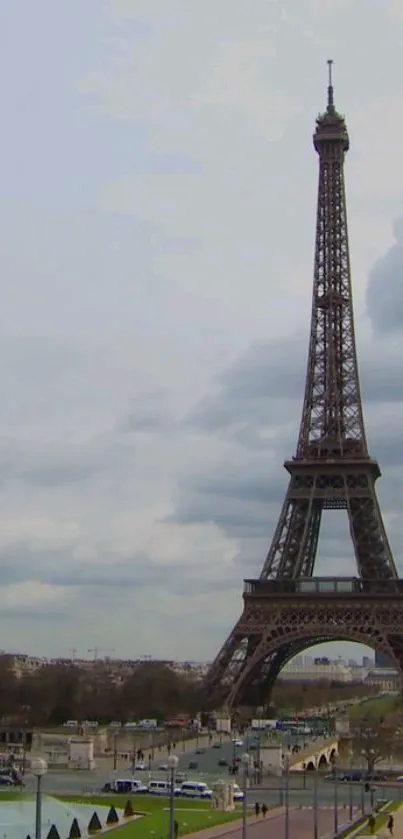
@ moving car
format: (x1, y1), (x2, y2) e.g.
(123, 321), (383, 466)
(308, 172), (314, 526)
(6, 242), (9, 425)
(231, 783), (244, 802)
(102, 779), (148, 794)
(175, 781), (213, 799)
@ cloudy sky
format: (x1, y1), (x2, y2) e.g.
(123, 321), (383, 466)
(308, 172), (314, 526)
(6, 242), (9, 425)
(1, 0), (403, 665)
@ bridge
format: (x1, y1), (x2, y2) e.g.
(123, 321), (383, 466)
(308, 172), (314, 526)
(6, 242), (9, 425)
(290, 739), (339, 771)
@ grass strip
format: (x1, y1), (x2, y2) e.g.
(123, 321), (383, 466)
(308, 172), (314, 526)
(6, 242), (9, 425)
(355, 799), (401, 836)
(335, 799), (400, 838)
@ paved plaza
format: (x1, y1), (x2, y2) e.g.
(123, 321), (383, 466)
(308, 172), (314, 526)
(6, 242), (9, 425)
(186, 805), (359, 839)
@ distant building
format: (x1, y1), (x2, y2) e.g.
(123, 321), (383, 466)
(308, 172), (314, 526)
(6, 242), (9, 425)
(364, 668), (399, 692)
(375, 651), (392, 669)
(362, 656), (372, 668)
(281, 660), (353, 682)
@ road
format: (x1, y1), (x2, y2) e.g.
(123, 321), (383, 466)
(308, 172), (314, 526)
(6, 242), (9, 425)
(15, 733), (403, 810)
(168, 729), (322, 777)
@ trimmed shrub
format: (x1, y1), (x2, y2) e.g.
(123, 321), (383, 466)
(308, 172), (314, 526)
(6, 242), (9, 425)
(106, 805), (119, 825)
(69, 817), (82, 838)
(124, 799), (135, 817)
(88, 811), (102, 834)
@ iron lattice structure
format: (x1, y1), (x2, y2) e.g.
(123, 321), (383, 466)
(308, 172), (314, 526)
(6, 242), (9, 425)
(205, 65), (403, 710)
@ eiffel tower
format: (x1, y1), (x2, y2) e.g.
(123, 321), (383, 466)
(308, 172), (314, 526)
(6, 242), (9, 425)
(205, 63), (403, 710)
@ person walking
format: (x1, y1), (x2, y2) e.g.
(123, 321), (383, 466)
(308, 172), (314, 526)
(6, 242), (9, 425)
(254, 802), (260, 817)
(368, 813), (376, 834)
(387, 814), (394, 836)
(261, 803), (268, 818)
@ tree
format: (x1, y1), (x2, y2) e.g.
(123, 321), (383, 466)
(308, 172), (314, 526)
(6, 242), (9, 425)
(271, 679), (378, 715)
(350, 715), (402, 772)
(0, 656), (18, 719)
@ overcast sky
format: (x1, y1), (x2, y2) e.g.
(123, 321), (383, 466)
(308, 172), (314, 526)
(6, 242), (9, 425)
(1, 0), (403, 665)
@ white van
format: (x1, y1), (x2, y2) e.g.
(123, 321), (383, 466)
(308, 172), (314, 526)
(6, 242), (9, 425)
(176, 782), (213, 799)
(231, 783), (244, 802)
(103, 779), (148, 794)
(148, 780), (171, 796)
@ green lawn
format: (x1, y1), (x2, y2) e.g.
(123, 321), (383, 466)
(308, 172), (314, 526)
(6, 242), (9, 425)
(107, 806), (241, 838)
(349, 694), (402, 719)
(31, 793), (242, 838)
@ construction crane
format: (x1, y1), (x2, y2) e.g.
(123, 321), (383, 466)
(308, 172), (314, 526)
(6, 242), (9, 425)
(88, 647), (115, 661)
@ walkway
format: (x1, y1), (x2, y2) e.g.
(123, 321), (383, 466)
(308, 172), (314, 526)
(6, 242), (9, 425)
(359, 802), (403, 837)
(186, 806), (357, 839)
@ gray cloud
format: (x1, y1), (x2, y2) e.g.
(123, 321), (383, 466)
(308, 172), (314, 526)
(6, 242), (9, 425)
(0, 538), (238, 601)
(0, 440), (107, 488)
(189, 336), (403, 445)
(119, 391), (174, 434)
(367, 218), (403, 334)
(2, 0), (403, 662)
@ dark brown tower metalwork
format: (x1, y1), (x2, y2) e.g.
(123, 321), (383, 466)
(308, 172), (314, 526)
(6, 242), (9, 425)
(205, 63), (403, 710)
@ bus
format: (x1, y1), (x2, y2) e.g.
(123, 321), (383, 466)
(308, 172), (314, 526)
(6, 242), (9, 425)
(275, 720), (312, 735)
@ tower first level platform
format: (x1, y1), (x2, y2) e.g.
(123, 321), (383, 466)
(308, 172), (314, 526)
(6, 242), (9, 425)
(212, 577), (403, 709)
(241, 577), (403, 657)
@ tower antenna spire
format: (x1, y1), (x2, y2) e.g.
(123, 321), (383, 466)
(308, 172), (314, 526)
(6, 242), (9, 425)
(327, 58), (334, 111)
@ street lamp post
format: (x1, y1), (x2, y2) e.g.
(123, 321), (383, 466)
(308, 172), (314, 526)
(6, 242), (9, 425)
(368, 749), (376, 812)
(333, 758), (339, 835)
(241, 753), (249, 839)
(31, 757), (47, 839)
(313, 768), (318, 839)
(348, 775), (354, 820)
(284, 754), (290, 839)
(113, 733), (118, 771)
(168, 754), (179, 839)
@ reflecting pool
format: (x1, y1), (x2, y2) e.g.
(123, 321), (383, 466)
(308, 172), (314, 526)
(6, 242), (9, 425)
(0, 796), (125, 838)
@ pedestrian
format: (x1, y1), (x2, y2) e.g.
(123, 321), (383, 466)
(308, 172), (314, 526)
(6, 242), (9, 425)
(261, 803), (267, 818)
(387, 814), (394, 836)
(368, 813), (376, 834)
(174, 819), (179, 839)
(254, 802), (260, 817)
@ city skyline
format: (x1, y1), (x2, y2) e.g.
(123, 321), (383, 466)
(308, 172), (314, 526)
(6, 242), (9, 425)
(1, 1), (403, 660)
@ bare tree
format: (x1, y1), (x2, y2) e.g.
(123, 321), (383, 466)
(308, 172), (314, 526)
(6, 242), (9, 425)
(350, 715), (401, 772)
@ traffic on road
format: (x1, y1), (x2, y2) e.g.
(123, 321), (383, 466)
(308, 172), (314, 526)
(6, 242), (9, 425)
(10, 725), (403, 811)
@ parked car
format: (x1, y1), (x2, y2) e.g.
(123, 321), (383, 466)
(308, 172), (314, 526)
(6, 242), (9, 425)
(366, 773), (387, 782)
